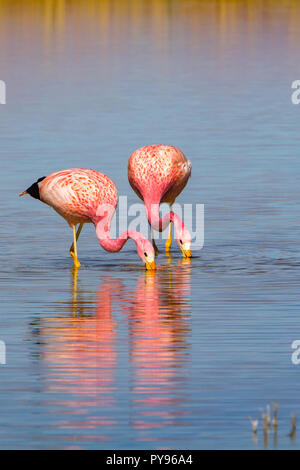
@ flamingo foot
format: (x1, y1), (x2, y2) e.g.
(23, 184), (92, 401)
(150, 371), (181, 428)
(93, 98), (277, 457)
(165, 239), (172, 253)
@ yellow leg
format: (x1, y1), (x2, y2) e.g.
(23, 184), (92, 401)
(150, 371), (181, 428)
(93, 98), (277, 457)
(71, 266), (79, 312)
(70, 225), (81, 268)
(151, 228), (159, 257)
(166, 250), (172, 264)
(70, 223), (83, 257)
(165, 204), (173, 252)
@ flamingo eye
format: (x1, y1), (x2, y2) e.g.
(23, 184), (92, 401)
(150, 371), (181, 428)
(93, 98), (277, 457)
(144, 252), (147, 257)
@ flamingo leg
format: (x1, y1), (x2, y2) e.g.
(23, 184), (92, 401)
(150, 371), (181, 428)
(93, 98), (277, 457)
(165, 204), (173, 252)
(71, 266), (79, 314)
(69, 223), (84, 257)
(70, 224), (81, 268)
(151, 228), (159, 257)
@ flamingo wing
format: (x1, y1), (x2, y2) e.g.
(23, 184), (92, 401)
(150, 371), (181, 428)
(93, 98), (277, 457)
(39, 168), (118, 225)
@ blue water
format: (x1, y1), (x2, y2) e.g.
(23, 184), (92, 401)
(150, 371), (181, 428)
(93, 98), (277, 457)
(1, 0), (300, 449)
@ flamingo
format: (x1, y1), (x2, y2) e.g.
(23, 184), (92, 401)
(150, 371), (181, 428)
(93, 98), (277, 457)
(128, 144), (192, 257)
(19, 168), (156, 270)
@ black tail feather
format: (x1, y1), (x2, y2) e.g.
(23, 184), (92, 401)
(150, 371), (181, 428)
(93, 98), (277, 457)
(26, 176), (46, 200)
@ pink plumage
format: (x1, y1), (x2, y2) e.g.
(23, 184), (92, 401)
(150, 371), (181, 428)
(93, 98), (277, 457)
(128, 145), (192, 257)
(128, 145), (191, 205)
(39, 168), (117, 226)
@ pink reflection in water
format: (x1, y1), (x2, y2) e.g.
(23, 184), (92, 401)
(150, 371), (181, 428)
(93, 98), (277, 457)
(124, 258), (192, 433)
(39, 258), (191, 439)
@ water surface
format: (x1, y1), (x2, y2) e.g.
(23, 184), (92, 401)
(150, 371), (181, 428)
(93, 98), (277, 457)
(1, 0), (300, 449)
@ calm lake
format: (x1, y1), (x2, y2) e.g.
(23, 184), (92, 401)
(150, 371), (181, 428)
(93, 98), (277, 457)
(1, 0), (300, 450)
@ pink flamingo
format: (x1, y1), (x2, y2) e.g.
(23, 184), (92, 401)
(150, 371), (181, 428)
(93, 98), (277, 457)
(19, 168), (156, 270)
(128, 145), (192, 257)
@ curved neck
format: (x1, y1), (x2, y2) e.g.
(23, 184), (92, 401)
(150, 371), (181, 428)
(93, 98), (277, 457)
(145, 200), (185, 235)
(95, 220), (144, 253)
(93, 203), (149, 254)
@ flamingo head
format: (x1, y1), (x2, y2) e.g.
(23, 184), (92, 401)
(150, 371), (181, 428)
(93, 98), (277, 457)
(136, 237), (156, 270)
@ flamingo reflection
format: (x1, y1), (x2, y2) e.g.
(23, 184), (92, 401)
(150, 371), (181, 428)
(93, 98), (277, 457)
(37, 259), (191, 439)
(125, 256), (192, 434)
(40, 270), (121, 434)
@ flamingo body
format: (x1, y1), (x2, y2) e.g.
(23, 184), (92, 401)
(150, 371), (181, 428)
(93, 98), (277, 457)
(128, 145), (191, 205)
(39, 168), (118, 226)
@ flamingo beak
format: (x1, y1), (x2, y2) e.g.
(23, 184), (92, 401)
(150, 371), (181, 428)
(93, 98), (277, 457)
(19, 190), (27, 197)
(145, 259), (156, 271)
(183, 249), (192, 258)
(181, 246), (192, 258)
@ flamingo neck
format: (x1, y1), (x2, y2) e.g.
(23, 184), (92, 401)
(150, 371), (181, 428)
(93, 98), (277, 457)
(145, 199), (184, 232)
(95, 219), (144, 253)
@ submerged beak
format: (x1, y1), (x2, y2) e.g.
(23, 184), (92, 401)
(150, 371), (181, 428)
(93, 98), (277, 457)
(19, 190), (27, 197)
(145, 259), (156, 271)
(182, 247), (192, 258)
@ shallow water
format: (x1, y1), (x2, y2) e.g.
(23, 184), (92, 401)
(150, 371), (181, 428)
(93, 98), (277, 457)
(1, 0), (300, 449)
